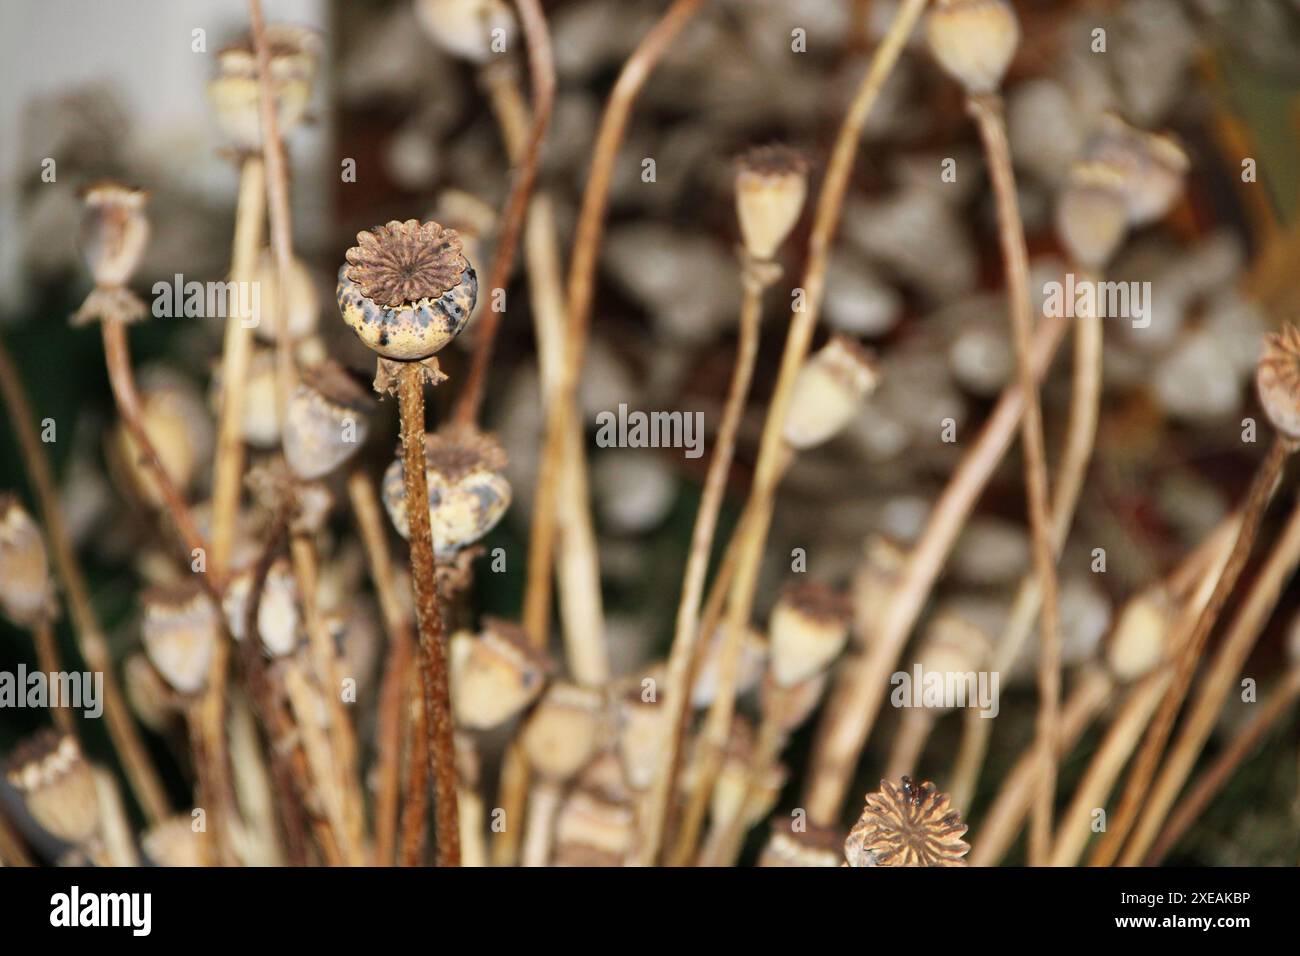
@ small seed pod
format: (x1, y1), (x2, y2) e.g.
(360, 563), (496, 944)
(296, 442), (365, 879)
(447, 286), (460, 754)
(123, 653), (179, 731)
(783, 336), (879, 450)
(5, 732), (101, 846)
(1256, 325), (1300, 442)
(1106, 585), (1175, 682)
(78, 182), (149, 288)
(450, 619), (548, 729)
(338, 219), (477, 362)
(758, 823), (846, 868)
(210, 346), (280, 447)
(283, 361), (374, 481)
(1084, 114), (1189, 227)
(760, 667), (829, 732)
(207, 26), (321, 151)
(415, 0), (515, 63)
(553, 787), (636, 864)
(709, 719), (787, 827)
(112, 369), (213, 509)
(254, 250), (320, 343)
(142, 583), (220, 695)
(735, 145), (809, 262)
(844, 776), (969, 867)
(769, 580), (853, 687)
(691, 624), (767, 708)
(258, 559), (303, 658)
(1056, 161), (1129, 270)
(520, 682), (604, 782)
(924, 0), (1020, 96)
(909, 613), (991, 711)
(851, 534), (906, 648)
(381, 425), (511, 558)
(141, 816), (202, 867)
(612, 677), (665, 792)
(0, 495), (53, 626)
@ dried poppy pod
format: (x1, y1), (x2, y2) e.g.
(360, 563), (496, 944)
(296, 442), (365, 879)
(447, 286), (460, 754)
(612, 677), (666, 791)
(123, 653), (179, 731)
(207, 25), (321, 151)
(706, 717), (787, 827)
(1256, 325), (1300, 442)
(0, 495), (53, 626)
(381, 424), (511, 558)
(520, 682), (605, 781)
(112, 370), (213, 509)
(1084, 114), (1189, 227)
(450, 619), (548, 729)
(141, 583), (220, 695)
(783, 336), (879, 451)
(1106, 584), (1175, 682)
(211, 347), (280, 447)
(924, 0), (1020, 95)
(844, 776), (969, 867)
(78, 181), (149, 289)
(554, 787), (637, 865)
(415, 0), (515, 64)
(283, 361), (375, 481)
(735, 145), (809, 262)
(141, 816), (202, 867)
(5, 732), (101, 846)
(760, 667), (828, 732)
(691, 623), (767, 709)
(851, 534), (906, 648)
(254, 250), (320, 343)
(768, 580), (852, 687)
(257, 558), (303, 658)
(911, 612), (991, 700)
(1056, 161), (1129, 271)
(758, 822), (846, 868)
(338, 219), (477, 364)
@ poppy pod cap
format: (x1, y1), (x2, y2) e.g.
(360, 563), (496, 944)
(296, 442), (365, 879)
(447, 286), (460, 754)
(520, 682), (604, 781)
(735, 145), (809, 262)
(784, 335), (879, 451)
(283, 361), (375, 480)
(844, 776), (970, 867)
(6, 732), (101, 846)
(339, 219), (477, 361)
(450, 619), (549, 730)
(0, 495), (53, 626)
(1056, 161), (1129, 270)
(141, 583), (220, 695)
(1256, 325), (1300, 442)
(924, 0), (1020, 96)
(78, 181), (149, 288)
(768, 580), (853, 687)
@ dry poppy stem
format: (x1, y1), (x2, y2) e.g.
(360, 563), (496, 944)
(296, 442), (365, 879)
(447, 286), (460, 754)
(283, 662), (352, 858)
(1146, 666), (1300, 866)
(400, 681), (431, 866)
(454, 0), (555, 427)
(1090, 435), (1291, 866)
(347, 468), (416, 866)
(1121, 493), (1300, 865)
(674, 0), (931, 865)
(32, 616), (75, 736)
(0, 335), (170, 825)
(801, 311), (1069, 826)
(967, 91), (1061, 867)
(397, 361), (460, 866)
(640, 258), (768, 865)
(520, 780), (562, 867)
(950, 268), (1104, 811)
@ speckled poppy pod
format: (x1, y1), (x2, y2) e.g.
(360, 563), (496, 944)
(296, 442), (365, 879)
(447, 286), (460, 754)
(415, 0), (516, 64)
(283, 361), (375, 481)
(5, 732), (101, 846)
(207, 25), (321, 151)
(1084, 113), (1189, 227)
(0, 494), (53, 626)
(844, 776), (970, 867)
(768, 580), (853, 687)
(1055, 160), (1129, 271)
(338, 219), (478, 372)
(450, 618), (549, 729)
(1256, 324), (1300, 443)
(736, 145), (809, 262)
(141, 583), (220, 695)
(924, 0), (1020, 96)
(758, 822), (846, 867)
(520, 682), (605, 782)
(381, 424), (511, 558)
(72, 182), (149, 326)
(783, 335), (879, 450)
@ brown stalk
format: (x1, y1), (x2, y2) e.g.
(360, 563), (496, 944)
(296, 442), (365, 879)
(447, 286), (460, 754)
(398, 361), (460, 866)
(1090, 436), (1291, 866)
(453, 0), (555, 427)
(967, 92), (1061, 866)
(32, 616), (75, 736)
(400, 683), (430, 866)
(0, 803), (33, 867)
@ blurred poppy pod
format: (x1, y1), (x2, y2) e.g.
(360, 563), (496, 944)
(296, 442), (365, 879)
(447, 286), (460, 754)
(124, 653), (178, 731)
(758, 822), (845, 867)
(844, 776), (969, 867)
(6, 732), (101, 846)
(0, 495), (53, 626)
(415, 0), (516, 64)
(783, 336), (878, 450)
(1256, 324), (1300, 442)
(211, 346), (280, 447)
(768, 580), (852, 687)
(691, 624), (767, 709)
(254, 250), (320, 343)
(1084, 114), (1189, 227)
(207, 25), (321, 151)
(111, 370), (214, 509)
(1055, 161), (1129, 270)
(141, 816), (202, 867)
(554, 788), (636, 864)
(851, 534), (906, 648)
(908, 613), (991, 711)
(450, 619), (548, 730)
(381, 425), (511, 558)
(760, 667), (829, 732)
(924, 0), (1020, 95)
(283, 361), (375, 481)
(141, 583), (220, 695)
(1106, 584), (1175, 682)
(703, 717), (785, 827)
(338, 219), (477, 362)
(257, 559), (303, 658)
(613, 677), (665, 791)
(520, 682), (605, 781)
(78, 182), (149, 289)
(735, 145), (809, 262)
